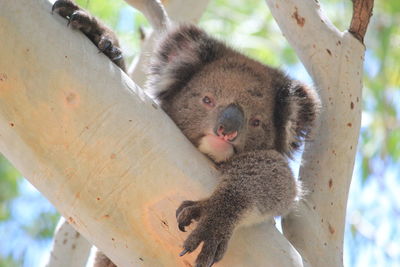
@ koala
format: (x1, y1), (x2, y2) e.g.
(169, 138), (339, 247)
(52, 1), (320, 267)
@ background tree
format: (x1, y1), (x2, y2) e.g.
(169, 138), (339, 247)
(0, 0), (398, 266)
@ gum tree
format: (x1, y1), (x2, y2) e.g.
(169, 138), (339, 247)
(0, 0), (373, 266)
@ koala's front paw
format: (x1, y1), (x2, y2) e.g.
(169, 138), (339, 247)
(176, 200), (233, 267)
(52, 0), (126, 70)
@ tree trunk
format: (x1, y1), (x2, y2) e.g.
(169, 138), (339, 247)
(0, 0), (303, 266)
(265, 0), (372, 266)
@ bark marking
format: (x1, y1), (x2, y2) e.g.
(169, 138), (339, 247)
(292, 8), (305, 27)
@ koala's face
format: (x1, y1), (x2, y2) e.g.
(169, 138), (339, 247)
(148, 24), (320, 163)
(162, 58), (283, 163)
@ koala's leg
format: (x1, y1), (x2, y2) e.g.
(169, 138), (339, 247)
(94, 251), (117, 267)
(52, 0), (126, 71)
(176, 149), (298, 267)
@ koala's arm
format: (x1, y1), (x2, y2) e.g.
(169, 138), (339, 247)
(219, 150), (298, 217)
(177, 149), (297, 266)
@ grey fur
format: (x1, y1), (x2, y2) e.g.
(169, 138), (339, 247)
(149, 24), (320, 267)
(52, 2), (320, 266)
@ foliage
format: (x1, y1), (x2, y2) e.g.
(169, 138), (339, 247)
(0, 156), (20, 266)
(0, 156), (59, 266)
(0, 256), (20, 267)
(346, 1), (400, 264)
(0, 156), (20, 221)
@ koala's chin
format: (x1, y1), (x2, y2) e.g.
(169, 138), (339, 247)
(198, 134), (235, 163)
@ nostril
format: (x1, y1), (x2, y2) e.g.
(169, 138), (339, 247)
(216, 125), (238, 142)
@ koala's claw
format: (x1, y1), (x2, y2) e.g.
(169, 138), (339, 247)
(53, 1), (93, 31)
(98, 38), (112, 52)
(182, 224), (231, 267)
(111, 53), (123, 61)
(176, 199), (232, 267)
(97, 38), (123, 61)
(176, 200), (203, 232)
(176, 200), (196, 218)
(68, 10), (89, 28)
(179, 249), (189, 257)
(178, 223), (186, 232)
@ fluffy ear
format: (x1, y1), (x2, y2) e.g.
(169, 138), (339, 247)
(146, 24), (226, 102)
(275, 81), (321, 157)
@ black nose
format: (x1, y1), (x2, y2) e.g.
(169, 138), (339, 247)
(214, 104), (244, 139)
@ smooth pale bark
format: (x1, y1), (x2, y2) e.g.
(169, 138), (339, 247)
(0, 0), (302, 266)
(50, 0), (212, 265)
(265, 1), (365, 266)
(47, 218), (92, 267)
(123, 0), (170, 30)
(124, 0), (210, 25)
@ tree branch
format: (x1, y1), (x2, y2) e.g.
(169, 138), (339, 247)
(126, 0), (211, 87)
(0, 0), (302, 265)
(123, 0), (170, 31)
(349, 0), (374, 43)
(47, 218), (92, 267)
(265, 0), (372, 266)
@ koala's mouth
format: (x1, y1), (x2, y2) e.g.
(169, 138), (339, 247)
(197, 134), (236, 163)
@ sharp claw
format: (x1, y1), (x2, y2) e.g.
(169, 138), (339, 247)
(179, 249), (189, 257)
(98, 40), (112, 53)
(176, 208), (183, 219)
(112, 54), (123, 61)
(51, 3), (58, 13)
(67, 19), (71, 26)
(178, 224), (186, 232)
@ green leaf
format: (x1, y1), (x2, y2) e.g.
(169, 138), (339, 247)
(387, 129), (400, 160)
(22, 211), (60, 240)
(0, 256), (20, 267)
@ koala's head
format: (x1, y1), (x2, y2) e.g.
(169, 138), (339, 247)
(147, 24), (320, 163)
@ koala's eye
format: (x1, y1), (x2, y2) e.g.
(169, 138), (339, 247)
(250, 118), (261, 127)
(202, 96), (215, 107)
